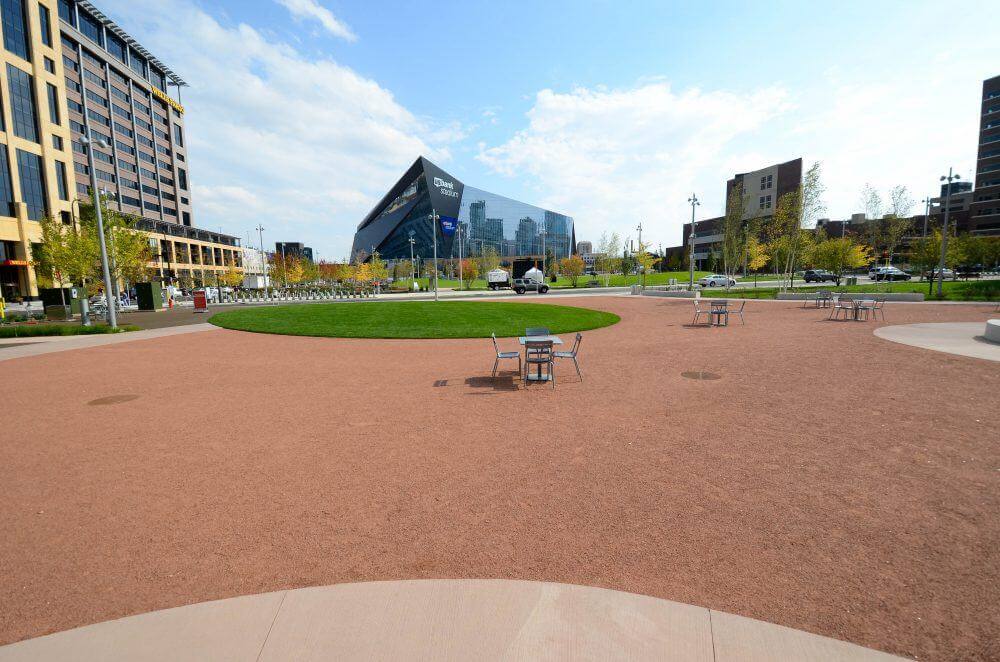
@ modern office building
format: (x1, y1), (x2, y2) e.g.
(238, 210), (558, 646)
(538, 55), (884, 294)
(275, 241), (313, 262)
(0, 0), (74, 300)
(680, 158), (803, 269)
(576, 240), (592, 255)
(351, 156), (575, 265)
(0, 0), (241, 300)
(970, 74), (1000, 236)
(58, 0), (241, 290)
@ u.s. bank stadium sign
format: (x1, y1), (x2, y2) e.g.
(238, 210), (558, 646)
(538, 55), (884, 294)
(433, 177), (460, 198)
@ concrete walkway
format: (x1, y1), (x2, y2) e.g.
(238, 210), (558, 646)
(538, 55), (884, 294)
(0, 580), (906, 661)
(0, 323), (219, 363)
(874, 322), (1000, 362)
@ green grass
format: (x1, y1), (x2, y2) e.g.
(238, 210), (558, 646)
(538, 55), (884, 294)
(697, 280), (1000, 301)
(209, 301), (620, 339)
(0, 323), (140, 338)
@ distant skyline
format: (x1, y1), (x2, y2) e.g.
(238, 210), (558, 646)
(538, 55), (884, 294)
(98, 0), (1000, 258)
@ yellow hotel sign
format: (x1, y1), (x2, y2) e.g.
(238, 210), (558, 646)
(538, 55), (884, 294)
(151, 86), (184, 115)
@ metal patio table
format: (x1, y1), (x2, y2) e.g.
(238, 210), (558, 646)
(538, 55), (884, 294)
(709, 300), (729, 326)
(518, 335), (563, 382)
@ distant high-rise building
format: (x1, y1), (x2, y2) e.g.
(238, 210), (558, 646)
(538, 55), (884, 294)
(577, 241), (593, 255)
(970, 74), (1000, 235)
(276, 242), (313, 261)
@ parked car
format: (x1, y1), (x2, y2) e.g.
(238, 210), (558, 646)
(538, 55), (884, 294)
(512, 278), (549, 294)
(924, 268), (956, 280)
(697, 274), (736, 287)
(956, 265), (983, 279)
(871, 266), (911, 281)
(803, 269), (840, 284)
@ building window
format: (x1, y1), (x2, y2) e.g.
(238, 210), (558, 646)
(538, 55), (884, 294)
(78, 9), (103, 47)
(117, 159), (136, 173)
(0, 148), (13, 216)
(58, 0), (74, 26)
(82, 68), (105, 87)
(85, 88), (107, 107)
(66, 98), (83, 114)
(87, 108), (110, 127)
(113, 121), (133, 137)
(107, 32), (127, 64)
(182, 210), (191, 226)
(16, 149), (47, 220)
(38, 3), (52, 46)
(7, 64), (38, 142)
(52, 135), (63, 150)
(150, 67), (165, 90)
(112, 103), (131, 120)
(47, 83), (60, 124)
(62, 54), (78, 71)
(129, 49), (146, 78)
(1, 0), (30, 60)
(65, 77), (80, 93)
(173, 123), (184, 148)
(178, 168), (187, 191)
(54, 160), (68, 201)
(44, 56), (55, 73)
(95, 168), (115, 183)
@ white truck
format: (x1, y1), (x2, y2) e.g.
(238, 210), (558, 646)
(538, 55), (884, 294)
(486, 268), (511, 290)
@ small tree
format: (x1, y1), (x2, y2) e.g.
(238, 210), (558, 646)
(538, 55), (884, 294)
(220, 264), (244, 289)
(460, 258), (479, 289)
(634, 242), (658, 287)
(478, 246), (500, 277)
(806, 236), (871, 284)
(595, 231), (621, 286)
(721, 180), (746, 286)
(369, 251), (389, 284)
(559, 255), (585, 287)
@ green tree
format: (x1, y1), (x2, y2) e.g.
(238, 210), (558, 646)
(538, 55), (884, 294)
(559, 255), (585, 287)
(721, 180), (746, 285)
(477, 245), (500, 277)
(805, 236), (871, 283)
(634, 242), (659, 288)
(595, 231), (621, 287)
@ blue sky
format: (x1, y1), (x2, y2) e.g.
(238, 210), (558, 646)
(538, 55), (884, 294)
(99, 0), (1000, 259)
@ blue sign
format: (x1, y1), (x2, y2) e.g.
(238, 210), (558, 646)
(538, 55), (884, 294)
(439, 215), (458, 237)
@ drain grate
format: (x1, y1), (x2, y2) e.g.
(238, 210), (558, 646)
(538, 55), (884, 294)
(88, 394), (140, 406)
(681, 371), (721, 381)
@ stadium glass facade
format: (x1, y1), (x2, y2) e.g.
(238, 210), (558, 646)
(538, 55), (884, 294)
(351, 157), (574, 264)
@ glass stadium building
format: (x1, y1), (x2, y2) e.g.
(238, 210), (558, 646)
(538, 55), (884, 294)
(351, 157), (575, 263)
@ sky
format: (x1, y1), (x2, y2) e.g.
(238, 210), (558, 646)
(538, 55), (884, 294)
(97, 0), (1000, 259)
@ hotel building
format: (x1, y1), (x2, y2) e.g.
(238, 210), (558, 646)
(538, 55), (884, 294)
(0, 0), (241, 301)
(970, 74), (1000, 236)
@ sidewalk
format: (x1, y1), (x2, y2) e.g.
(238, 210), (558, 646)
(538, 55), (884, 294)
(0, 580), (907, 661)
(0, 323), (218, 363)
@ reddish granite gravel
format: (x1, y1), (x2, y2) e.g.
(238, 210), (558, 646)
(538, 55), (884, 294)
(1, 297), (998, 660)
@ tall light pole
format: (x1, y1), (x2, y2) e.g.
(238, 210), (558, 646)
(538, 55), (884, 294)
(921, 196), (932, 238)
(539, 226), (547, 274)
(81, 134), (117, 328)
(408, 231), (416, 281)
(457, 222), (463, 289)
(429, 212), (440, 301)
(687, 194), (700, 290)
(255, 224), (269, 302)
(936, 170), (960, 298)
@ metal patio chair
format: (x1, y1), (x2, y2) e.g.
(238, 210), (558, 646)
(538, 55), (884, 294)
(692, 300), (710, 325)
(731, 299), (747, 325)
(871, 296), (887, 321)
(525, 327), (549, 356)
(491, 333), (521, 379)
(554, 333), (583, 380)
(829, 296), (855, 321)
(523, 339), (555, 389)
(856, 299), (876, 321)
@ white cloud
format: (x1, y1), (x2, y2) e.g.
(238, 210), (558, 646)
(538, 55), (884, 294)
(98, 0), (456, 259)
(275, 0), (356, 42)
(477, 82), (791, 250)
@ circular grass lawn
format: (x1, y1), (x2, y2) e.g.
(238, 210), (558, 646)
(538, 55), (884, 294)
(209, 301), (619, 339)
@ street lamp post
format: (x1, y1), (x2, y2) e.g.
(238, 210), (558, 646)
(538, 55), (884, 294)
(81, 134), (117, 328)
(457, 222), (463, 289)
(255, 224), (269, 302)
(921, 196), (932, 238)
(539, 227), (547, 276)
(687, 194), (700, 291)
(936, 169), (960, 298)
(408, 230), (416, 281)
(429, 212), (440, 301)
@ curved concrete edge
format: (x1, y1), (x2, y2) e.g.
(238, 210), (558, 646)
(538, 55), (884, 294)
(0, 579), (907, 661)
(874, 322), (1000, 362)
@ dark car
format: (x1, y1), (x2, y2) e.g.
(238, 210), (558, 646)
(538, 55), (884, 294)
(803, 269), (840, 284)
(512, 278), (549, 294)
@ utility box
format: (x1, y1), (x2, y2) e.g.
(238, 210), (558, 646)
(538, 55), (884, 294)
(135, 282), (163, 311)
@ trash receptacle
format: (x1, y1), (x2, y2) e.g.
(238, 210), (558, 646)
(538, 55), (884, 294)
(631, 284), (641, 295)
(846, 276), (858, 286)
(135, 282), (163, 311)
